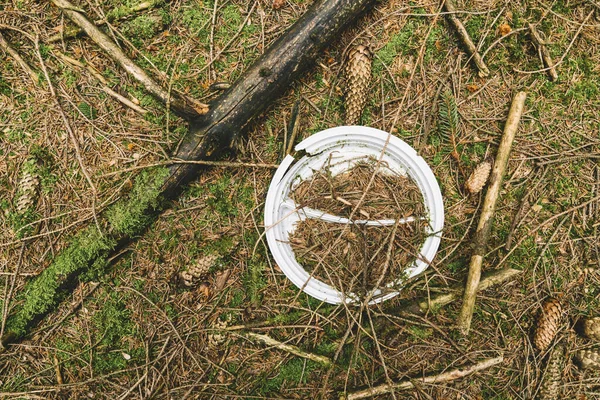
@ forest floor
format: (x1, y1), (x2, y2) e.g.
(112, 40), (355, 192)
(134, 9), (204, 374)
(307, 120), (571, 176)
(1, 0), (599, 398)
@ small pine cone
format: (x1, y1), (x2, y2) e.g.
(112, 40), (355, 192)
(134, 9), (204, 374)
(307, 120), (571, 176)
(345, 45), (372, 125)
(179, 253), (219, 287)
(537, 343), (565, 400)
(574, 349), (600, 371)
(578, 317), (600, 341)
(207, 318), (229, 348)
(533, 298), (563, 352)
(465, 160), (492, 194)
(16, 170), (40, 214)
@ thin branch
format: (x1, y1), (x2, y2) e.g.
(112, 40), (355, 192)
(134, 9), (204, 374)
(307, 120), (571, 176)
(458, 91), (527, 335)
(345, 355), (504, 399)
(239, 331), (332, 366)
(47, 0), (162, 43)
(417, 267), (522, 313)
(49, 0), (208, 120)
(0, 31), (39, 85)
(100, 159), (279, 178)
(528, 23), (558, 81)
(53, 50), (148, 115)
(443, 0), (490, 77)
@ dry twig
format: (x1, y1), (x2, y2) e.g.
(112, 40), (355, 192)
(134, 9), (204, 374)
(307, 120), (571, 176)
(240, 331), (332, 366)
(0, 31), (39, 85)
(443, 0), (490, 77)
(458, 91), (527, 335)
(345, 355), (504, 399)
(528, 23), (558, 81)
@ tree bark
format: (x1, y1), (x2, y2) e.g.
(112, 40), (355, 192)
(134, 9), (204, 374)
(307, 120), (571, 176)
(163, 0), (378, 193)
(1, 0), (378, 347)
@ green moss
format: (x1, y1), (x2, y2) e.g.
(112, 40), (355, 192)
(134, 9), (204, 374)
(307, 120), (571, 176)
(373, 21), (417, 74)
(106, 166), (170, 236)
(256, 358), (318, 395)
(6, 227), (117, 338)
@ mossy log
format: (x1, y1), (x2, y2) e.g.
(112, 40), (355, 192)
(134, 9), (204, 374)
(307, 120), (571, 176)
(1, 0), (378, 348)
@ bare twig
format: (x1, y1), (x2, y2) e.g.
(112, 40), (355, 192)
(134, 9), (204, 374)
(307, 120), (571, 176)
(345, 355), (504, 399)
(49, 0), (208, 120)
(100, 158), (279, 178)
(239, 331), (332, 366)
(0, 244), (26, 345)
(34, 37), (102, 232)
(417, 267), (522, 313)
(528, 23), (558, 81)
(47, 0), (161, 43)
(443, 0), (490, 77)
(53, 50), (148, 115)
(458, 91), (527, 335)
(0, 31), (39, 85)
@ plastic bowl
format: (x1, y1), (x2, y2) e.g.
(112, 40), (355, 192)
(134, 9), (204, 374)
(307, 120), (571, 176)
(264, 126), (444, 304)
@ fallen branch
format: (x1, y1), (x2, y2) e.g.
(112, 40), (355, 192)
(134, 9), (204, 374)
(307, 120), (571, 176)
(2, 0), (378, 348)
(416, 267), (521, 313)
(457, 91), (527, 335)
(50, 0), (208, 120)
(0, 31), (39, 85)
(528, 23), (558, 81)
(443, 0), (490, 78)
(54, 50), (148, 115)
(240, 331), (332, 366)
(345, 355), (504, 399)
(47, 0), (162, 43)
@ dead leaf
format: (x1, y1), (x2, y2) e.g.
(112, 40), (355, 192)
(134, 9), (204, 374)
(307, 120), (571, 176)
(466, 83), (479, 93)
(127, 143), (135, 151)
(272, 0), (285, 9)
(499, 23), (512, 36)
(214, 269), (232, 292)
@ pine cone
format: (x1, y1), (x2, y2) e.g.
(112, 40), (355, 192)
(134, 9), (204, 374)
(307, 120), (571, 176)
(16, 170), (40, 214)
(574, 349), (600, 371)
(577, 317), (600, 341)
(179, 253), (219, 287)
(537, 343), (565, 400)
(207, 317), (229, 348)
(465, 160), (492, 194)
(345, 45), (372, 125)
(533, 298), (563, 352)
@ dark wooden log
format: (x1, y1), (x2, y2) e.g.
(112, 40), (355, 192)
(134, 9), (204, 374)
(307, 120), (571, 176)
(163, 0), (378, 194)
(1, 0), (378, 348)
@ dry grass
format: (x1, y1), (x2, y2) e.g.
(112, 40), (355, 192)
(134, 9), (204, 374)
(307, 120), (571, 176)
(1, 0), (599, 398)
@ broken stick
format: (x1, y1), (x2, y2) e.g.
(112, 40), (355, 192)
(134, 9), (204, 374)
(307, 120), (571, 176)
(345, 355), (503, 399)
(49, 0), (208, 120)
(417, 267), (521, 313)
(457, 91), (527, 335)
(528, 23), (558, 81)
(47, 0), (161, 43)
(443, 0), (490, 78)
(0, 31), (39, 85)
(240, 331), (332, 367)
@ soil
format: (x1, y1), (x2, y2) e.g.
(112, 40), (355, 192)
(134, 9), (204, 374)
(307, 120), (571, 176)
(289, 161), (427, 296)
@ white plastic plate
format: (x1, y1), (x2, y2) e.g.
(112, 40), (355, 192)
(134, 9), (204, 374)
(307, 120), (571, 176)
(264, 126), (444, 304)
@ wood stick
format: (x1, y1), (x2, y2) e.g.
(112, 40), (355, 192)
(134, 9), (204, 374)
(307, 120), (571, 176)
(528, 23), (558, 81)
(457, 91), (527, 335)
(417, 267), (521, 313)
(0, 32), (39, 85)
(49, 0), (208, 120)
(240, 331), (332, 366)
(345, 355), (503, 399)
(443, 0), (490, 78)
(47, 0), (161, 43)
(54, 50), (148, 115)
